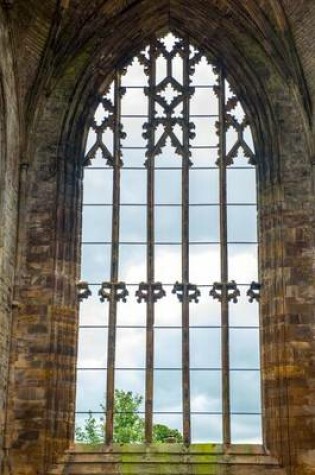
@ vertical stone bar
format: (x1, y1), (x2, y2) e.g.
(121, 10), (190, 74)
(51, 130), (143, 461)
(218, 67), (231, 445)
(182, 38), (191, 444)
(145, 43), (156, 443)
(105, 71), (122, 444)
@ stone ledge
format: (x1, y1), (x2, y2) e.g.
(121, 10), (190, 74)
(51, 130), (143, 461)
(47, 444), (285, 475)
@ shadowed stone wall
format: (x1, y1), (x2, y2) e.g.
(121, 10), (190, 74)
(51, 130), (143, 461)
(0, 1), (314, 474)
(0, 5), (19, 473)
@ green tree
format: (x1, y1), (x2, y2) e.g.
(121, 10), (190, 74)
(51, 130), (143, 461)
(153, 423), (183, 443)
(75, 410), (104, 445)
(111, 389), (144, 443)
(75, 389), (183, 444)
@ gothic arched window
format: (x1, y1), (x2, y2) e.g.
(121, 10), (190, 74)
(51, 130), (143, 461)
(76, 33), (262, 446)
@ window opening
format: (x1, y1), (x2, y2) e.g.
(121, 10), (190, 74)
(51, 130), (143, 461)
(76, 32), (262, 446)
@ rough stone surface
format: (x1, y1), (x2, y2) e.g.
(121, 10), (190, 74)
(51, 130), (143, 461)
(0, 1), (314, 474)
(47, 444), (286, 475)
(0, 5), (20, 472)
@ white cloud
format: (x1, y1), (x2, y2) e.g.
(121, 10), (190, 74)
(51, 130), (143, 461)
(76, 42), (262, 443)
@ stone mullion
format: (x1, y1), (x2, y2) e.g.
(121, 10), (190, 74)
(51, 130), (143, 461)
(181, 37), (191, 445)
(144, 41), (156, 444)
(105, 71), (122, 444)
(218, 66), (231, 446)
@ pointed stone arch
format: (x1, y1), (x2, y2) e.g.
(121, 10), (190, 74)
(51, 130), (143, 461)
(3, 4), (315, 475)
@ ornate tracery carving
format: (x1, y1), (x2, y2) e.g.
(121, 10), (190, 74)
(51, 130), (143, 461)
(78, 32), (260, 446)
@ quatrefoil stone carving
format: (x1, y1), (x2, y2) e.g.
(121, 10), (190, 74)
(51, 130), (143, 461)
(98, 282), (129, 303)
(135, 282), (166, 303)
(209, 281), (240, 303)
(172, 282), (201, 303)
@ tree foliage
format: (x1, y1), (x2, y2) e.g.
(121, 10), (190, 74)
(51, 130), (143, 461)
(75, 410), (104, 445)
(112, 389), (144, 443)
(153, 423), (183, 443)
(75, 389), (183, 444)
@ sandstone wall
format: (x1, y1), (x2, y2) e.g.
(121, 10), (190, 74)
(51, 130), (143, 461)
(0, 2), (315, 474)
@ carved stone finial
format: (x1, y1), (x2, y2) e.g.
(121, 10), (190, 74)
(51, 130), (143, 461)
(135, 282), (166, 303)
(77, 281), (92, 302)
(210, 281), (240, 303)
(247, 282), (261, 303)
(98, 282), (129, 303)
(172, 282), (200, 303)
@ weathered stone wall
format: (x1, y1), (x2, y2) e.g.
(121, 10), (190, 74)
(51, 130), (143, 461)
(0, 5), (19, 473)
(0, 1), (315, 475)
(259, 88), (315, 475)
(3, 68), (82, 474)
(48, 444), (287, 475)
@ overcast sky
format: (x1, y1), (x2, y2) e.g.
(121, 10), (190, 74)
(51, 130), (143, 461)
(76, 34), (262, 444)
